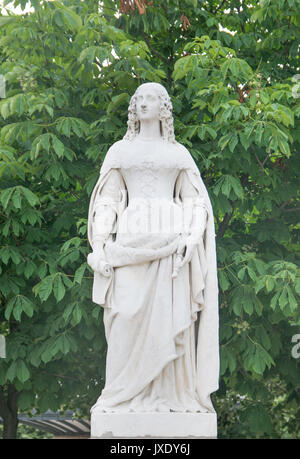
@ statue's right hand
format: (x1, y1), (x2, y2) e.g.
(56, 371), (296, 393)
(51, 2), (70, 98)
(87, 241), (105, 271)
(87, 252), (101, 272)
(87, 251), (113, 277)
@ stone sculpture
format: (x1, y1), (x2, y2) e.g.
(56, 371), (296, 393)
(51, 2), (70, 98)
(87, 82), (219, 438)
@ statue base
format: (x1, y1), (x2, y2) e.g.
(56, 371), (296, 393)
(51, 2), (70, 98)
(90, 410), (217, 439)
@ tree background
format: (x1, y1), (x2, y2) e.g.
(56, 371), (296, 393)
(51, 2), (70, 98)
(0, 0), (299, 439)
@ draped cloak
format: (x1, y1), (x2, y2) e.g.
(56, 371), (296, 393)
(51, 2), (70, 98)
(87, 140), (219, 413)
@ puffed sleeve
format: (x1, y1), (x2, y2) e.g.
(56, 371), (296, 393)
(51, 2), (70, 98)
(179, 170), (206, 203)
(92, 169), (126, 246)
(176, 170), (208, 237)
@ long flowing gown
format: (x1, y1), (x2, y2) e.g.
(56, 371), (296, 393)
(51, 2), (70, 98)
(88, 138), (219, 414)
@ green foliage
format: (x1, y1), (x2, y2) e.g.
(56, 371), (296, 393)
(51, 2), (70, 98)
(0, 0), (299, 438)
(0, 422), (53, 439)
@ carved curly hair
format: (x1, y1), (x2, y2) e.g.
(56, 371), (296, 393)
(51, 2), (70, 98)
(123, 82), (176, 143)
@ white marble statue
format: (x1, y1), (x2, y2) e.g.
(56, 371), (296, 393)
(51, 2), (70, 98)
(87, 82), (219, 420)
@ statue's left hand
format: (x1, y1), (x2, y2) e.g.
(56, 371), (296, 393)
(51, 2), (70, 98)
(177, 234), (200, 269)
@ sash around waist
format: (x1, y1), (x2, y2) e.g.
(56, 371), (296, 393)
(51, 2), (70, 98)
(104, 234), (180, 268)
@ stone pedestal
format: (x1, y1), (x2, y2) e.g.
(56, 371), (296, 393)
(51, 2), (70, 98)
(91, 410), (217, 439)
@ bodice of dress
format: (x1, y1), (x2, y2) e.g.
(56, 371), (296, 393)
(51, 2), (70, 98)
(121, 163), (179, 202)
(118, 138), (181, 203)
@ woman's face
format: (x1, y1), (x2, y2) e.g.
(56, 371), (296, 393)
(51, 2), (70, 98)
(135, 86), (161, 122)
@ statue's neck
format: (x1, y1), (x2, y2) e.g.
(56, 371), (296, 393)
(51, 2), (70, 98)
(137, 119), (162, 140)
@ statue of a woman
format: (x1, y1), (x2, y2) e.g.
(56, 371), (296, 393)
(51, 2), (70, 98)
(87, 83), (219, 420)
